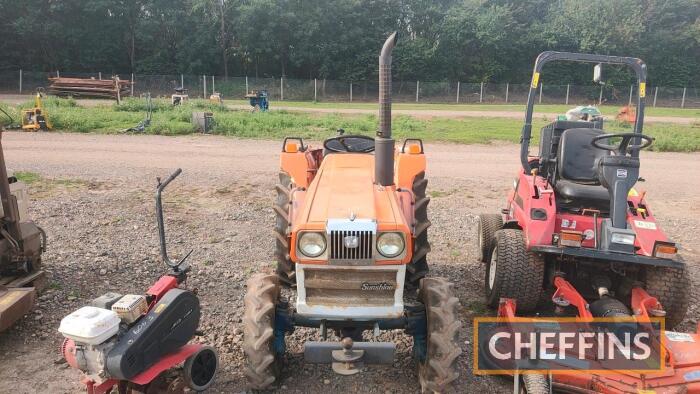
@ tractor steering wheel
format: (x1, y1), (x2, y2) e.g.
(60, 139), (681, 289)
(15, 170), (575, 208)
(591, 133), (654, 156)
(323, 135), (375, 153)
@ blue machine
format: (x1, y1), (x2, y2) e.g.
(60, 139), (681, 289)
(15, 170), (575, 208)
(245, 89), (269, 111)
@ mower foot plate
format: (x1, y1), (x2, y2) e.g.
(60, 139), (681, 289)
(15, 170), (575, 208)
(0, 286), (36, 332)
(305, 341), (394, 364)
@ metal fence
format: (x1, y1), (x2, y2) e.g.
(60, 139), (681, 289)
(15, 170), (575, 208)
(1, 70), (698, 108)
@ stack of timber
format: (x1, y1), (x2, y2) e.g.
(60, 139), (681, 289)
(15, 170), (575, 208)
(47, 76), (132, 102)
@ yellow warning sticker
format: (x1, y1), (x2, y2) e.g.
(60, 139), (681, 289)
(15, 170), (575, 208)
(628, 188), (638, 197)
(639, 82), (646, 98)
(154, 303), (167, 314)
(531, 72), (540, 89)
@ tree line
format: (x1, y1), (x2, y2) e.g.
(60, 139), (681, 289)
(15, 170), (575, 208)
(0, 0), (698, 86)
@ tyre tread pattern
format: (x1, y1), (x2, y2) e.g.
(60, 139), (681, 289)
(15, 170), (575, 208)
(486, 229), (544, 312)
(407, 172), (431, 290)
(274, 171), (295, 287)
(243, 274), (281, 389)
(478, 214), (503, 263)
(418, 277), (461, 393)
(645, 265), (690, 329)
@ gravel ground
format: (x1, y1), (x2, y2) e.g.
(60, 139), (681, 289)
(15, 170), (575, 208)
(0, 132), (698, 394)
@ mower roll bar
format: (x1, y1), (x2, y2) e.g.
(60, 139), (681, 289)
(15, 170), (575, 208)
(520, 51), (647, 173)
(156, 168), (193, 271)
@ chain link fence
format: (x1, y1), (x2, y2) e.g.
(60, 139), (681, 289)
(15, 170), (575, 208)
(0, 70), (698, 108)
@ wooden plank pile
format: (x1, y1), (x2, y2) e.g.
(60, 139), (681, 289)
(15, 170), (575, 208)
(47, 76), (132, 102)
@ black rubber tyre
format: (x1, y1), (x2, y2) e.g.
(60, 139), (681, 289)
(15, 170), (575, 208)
(407, 172), (431, 290)
(243, 274), (282, 389)
(645, 265), (690, 329)
(274, 171), (295, 287)
(477, 213), (503, 263)
(485, 229), (544, 312)
(417, 277), (461, 393)
(183, 345), (218, 391)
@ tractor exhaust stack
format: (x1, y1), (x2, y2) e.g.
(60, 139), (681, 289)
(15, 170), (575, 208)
(375, 32), (397, 187)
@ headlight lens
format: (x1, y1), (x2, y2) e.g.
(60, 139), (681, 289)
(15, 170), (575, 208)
(298, 232), (326, 257)
(377, 232), (405, 258)
(611, 233), (635, 245)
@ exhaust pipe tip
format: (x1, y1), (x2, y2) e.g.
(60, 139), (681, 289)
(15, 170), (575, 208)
(376, 32), (398, 187)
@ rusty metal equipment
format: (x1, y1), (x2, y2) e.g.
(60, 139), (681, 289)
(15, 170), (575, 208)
(48, 76), (131, 103)
(0, 129), (46, 332)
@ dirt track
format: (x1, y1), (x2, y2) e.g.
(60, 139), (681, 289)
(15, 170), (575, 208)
(0, 132), (698, 393)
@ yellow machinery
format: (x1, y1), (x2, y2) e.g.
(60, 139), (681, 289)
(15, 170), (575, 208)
(21, 89), (51, 131)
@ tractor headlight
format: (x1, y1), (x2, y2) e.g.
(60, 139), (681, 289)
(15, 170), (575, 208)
(298, 232), (326, 257)
(377, 232), (405, 258)
(611, 233), (635, 245)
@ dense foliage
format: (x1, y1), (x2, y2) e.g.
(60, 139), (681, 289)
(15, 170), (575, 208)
(0, 0), (698, 85)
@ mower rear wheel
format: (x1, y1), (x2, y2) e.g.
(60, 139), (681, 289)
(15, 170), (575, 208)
(644, 265), (690, 329)
(477, 213), (503, 263)
(485, 229), (544, 312)
(243, 274), (282, 389)
(407, 172), (431, 290)
(274, 171), (295, 287)
(417, 277), (461, 392)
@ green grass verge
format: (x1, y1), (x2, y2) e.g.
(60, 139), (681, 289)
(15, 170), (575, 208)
(4, 97), (699, 152)
(227, 99), (700, 118)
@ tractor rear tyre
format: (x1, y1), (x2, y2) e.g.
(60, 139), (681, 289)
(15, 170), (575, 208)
(644, 265), (690, 329)
(477, 213), (503, 263)
(407, 172), (431, 291)
(485, 229), (544, 312)
(417, 277), (461, 393)
(243, 274), (282, 390)
(274, 171), (295, 287)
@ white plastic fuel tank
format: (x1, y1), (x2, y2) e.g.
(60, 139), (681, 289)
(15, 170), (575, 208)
(58, 306), (121, 345)
(0, 181), (29, 220)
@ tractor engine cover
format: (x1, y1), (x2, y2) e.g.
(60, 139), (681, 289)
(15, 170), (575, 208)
(105, 288), (200, 380)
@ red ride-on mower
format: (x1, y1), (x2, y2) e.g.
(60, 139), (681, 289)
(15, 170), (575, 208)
(59, 169), (219, 393)
(477, 52), (696, 392)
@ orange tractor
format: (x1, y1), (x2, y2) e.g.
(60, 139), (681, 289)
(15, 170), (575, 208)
(243, 33), (461, 392)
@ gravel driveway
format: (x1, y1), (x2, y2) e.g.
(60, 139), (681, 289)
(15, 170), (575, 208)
(0, 132), (698, 393)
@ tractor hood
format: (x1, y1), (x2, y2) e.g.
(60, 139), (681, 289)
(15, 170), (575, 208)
(299, 154), (402, 227)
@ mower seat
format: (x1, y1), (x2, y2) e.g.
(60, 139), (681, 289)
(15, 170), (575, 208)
(554, 128), (610, 210)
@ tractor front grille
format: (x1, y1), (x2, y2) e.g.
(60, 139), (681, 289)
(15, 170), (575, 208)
(303, 267), (396, 307)
(329, 230), (373, 262)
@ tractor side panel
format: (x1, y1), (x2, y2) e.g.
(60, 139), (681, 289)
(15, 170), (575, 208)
(280, 151), (316, 188)
(395, 151), (426, 191)
(510, 172), (557, 248)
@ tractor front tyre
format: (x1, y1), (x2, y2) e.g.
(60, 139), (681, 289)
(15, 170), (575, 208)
(417, 277), (461, 393)
(274, 171), (295, 287)
(243, 274), (282, 390)
(485, 229), (544, 312)
(645, 265), (690, 329)
(477, 213), (503, 263)
(407, 172), (431, 291)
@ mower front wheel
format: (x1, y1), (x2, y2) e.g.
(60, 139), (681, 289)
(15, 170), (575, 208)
(417, 277), (461, 392)
(477, 213), (503, 263)
(243, 274), (283, 389)
(644, 265), (690, 329)
(485, 229), (544, 312)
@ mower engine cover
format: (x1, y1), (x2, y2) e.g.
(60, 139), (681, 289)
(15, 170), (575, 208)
(105, 288), (200, 380)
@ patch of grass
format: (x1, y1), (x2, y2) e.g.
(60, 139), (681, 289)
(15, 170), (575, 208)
(14, 171), (41, 183)
(7, 96), (699, 151)
(229, 100), (700, 118)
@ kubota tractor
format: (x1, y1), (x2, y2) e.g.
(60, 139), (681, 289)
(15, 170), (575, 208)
(478, 52), (697, 393)
(243, 33), (461, 392)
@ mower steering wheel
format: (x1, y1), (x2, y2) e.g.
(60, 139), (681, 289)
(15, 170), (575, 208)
(591, 133), (653, 156)
(323, 135), (375, 153)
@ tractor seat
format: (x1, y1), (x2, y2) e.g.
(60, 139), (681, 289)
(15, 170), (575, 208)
(554, 128), (610, 210)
